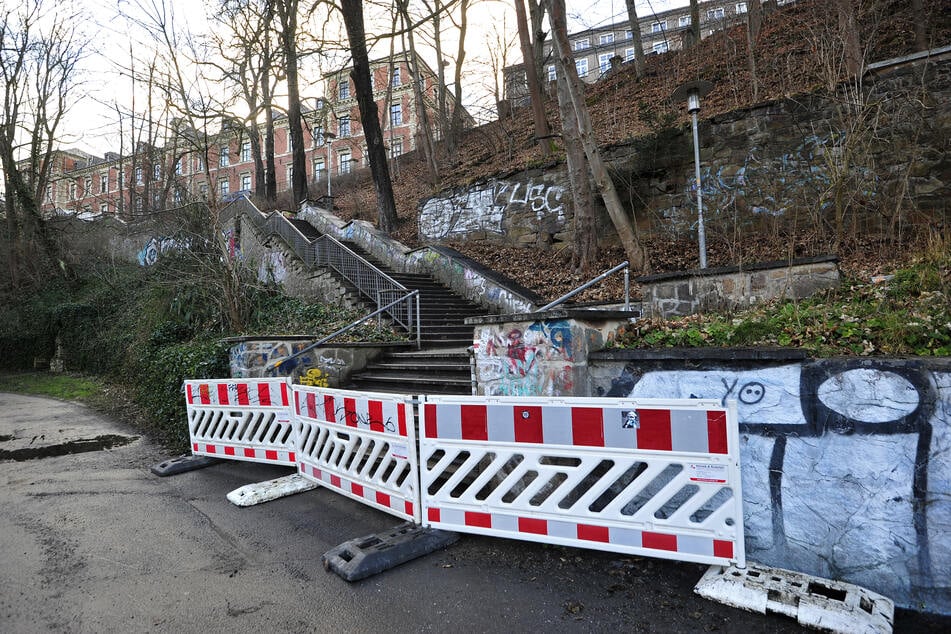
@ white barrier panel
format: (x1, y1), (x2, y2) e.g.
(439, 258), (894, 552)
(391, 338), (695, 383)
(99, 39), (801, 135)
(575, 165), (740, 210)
(420, 396), (744, 567)
(293, 385), (420, 523)
(185, 378), (296, 466)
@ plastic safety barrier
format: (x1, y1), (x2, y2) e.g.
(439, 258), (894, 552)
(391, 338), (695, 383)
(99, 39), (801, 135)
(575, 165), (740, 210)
(293, 385), (420, 523)
(184, 378), (296, 466)
(419, 396), (744, 567)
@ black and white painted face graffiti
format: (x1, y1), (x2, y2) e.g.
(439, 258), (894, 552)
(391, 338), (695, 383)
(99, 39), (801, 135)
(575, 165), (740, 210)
(604, 359), (947, 612)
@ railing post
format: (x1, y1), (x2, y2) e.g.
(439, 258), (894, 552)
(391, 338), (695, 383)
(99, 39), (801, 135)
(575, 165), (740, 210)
(624, 268), (630, 311)
(416, 292), (422, 349)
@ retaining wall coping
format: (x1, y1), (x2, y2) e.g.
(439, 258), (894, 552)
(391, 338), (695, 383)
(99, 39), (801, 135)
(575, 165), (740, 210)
(416, 244), (546, 306)
(635, 255), (839, 284)
(466, 308), (638, 326)
(590, 346), (810, 362)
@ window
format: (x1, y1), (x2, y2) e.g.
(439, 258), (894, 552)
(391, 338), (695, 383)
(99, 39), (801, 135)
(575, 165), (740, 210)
(118, 171), (124, 188)
(575, 58), (588, 77)
(83, 177), (91, 194)
(219, 178), (230, 198)
(173, 189), (183, 205)
(135, 167), (143, 184)
(100, 174), (108, 193)
(625, 47), (636, 62)
(339, 150), (351, 174)
(313, 157), (325, 180)
(599, 53), (612, 74)
(240, 140), (251, 162)
(240, 173), (251, 191)
(286, 165), (293, 184)
(135, 195), (143, 212)
(153, 164), (161, 180)
(313, 126), (324, 147)
(679, 15), (692, 27)
(175, 159), (184, 176)
(736, 2), (748, 13)
(625, 29), (633, 40)
(69, 182), (77, 200)
(573, 38), (590, 51)
(195, 156), (204, 172)
(391, 67), (401, 86)
(390, 138), (403, 158)
(707, 7), (725, 19)
(339, 81), (350, 100)
(219, 146), (229, 167)
(599, 33), (614, 45)
(339, 116), (351, 138)
(100, 202), (108, 214)
(199, 183), (208, 198)
(287, 132), (292, 154)
(390, 103), (402, 126)
(651, 21), (666, 33)
(46, 185), (53, 202)
(653, 41), (669, 54)
(547, 65), (556, 81)
(361, 145), (369, 167)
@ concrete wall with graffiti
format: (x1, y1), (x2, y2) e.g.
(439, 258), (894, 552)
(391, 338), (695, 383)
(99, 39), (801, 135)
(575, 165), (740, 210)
(229, 338), (381, 387)
(298, 203), (543, 314)
(588, 352), (951, 613)
(418, 175), (569, 245)
(472, 312), (632, 397)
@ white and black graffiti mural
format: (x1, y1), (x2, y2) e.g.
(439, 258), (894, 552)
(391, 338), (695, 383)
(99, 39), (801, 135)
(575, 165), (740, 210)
(596, 358), (950, 612)
(418, 178), (567, 241)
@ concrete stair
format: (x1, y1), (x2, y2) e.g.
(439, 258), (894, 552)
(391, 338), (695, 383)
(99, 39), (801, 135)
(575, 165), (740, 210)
(339, 242), (484, 395)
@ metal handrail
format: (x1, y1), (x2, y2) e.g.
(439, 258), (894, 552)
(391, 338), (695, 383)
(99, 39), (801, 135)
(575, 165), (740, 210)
(538, 261), (631, 311)
(264, 290), (419, 376)
(223, 195), (420, 344)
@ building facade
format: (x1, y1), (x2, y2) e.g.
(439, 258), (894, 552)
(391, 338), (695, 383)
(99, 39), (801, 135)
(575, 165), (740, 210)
(504, 1), (793, 105)
(35, 52), (465, 218)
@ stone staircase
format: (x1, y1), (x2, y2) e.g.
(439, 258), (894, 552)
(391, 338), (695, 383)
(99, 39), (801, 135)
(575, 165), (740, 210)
(336, 241), (485, 396)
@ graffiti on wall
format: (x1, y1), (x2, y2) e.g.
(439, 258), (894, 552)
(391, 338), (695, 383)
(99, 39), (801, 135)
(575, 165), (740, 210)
(257, 251), (288, 284)
(477, 320), (575, 396)
(597, 359), (949, 611)
(136, 236), (185, 266)
(658, 132), (879, 230)
(230, 340), (316, 378)
(419, 178), (566, 241)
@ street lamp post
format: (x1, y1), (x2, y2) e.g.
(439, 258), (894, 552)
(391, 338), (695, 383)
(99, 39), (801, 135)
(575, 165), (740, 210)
(672, 80), (713, 269)
(323, 132), (337, 203)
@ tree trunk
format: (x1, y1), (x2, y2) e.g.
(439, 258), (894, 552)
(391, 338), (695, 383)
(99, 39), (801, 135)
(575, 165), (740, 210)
(449, 0), (470, 155)
(623, 0), (646, 79)
(340, 0), (399, 232)
(746, 0), (762, 101)
(555, 70), (596, 274)
(837, 0), (862, 77)
(276, 0), (308, 207)
(689, 0), (701, 47)
(911, 0), (926, 51)
(547, 0), (648, 272)
(514, 0), (551, 156)
(398, 0), (440, 185)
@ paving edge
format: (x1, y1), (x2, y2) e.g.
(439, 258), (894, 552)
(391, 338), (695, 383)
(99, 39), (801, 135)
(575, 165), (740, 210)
(322, 522), (460, 582)
(694, 562), (895, 634)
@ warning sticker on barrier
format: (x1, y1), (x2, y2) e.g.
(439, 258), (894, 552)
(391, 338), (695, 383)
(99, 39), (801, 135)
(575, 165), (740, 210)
(293, 385), (419, 523)
(419, 396), (744, 567)
(184, 378), (296, 466)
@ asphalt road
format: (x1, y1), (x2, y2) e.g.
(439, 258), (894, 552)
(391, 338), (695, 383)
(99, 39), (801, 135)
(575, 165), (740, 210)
(0, 392), (944, 633)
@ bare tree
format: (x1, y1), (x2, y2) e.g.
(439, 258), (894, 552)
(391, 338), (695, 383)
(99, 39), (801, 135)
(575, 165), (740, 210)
(746, 0), (763, 100)
(546, 0), (648, 271)
(0, 0), (85, 286)
(688, 0), (700, 47)
(339, 0), (399, 232)
(514, 0), (550, 156)
(623, 0), (646, 79)
(274, 0), (309, 207)
(397, 0), (440, 185)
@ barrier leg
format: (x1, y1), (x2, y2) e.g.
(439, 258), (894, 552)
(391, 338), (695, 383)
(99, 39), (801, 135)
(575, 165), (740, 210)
(226, 473), (320, 507)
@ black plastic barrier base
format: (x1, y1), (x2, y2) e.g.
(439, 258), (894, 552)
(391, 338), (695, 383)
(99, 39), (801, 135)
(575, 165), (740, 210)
(322, 522), (460, 582)
(150, 454), (222, 477)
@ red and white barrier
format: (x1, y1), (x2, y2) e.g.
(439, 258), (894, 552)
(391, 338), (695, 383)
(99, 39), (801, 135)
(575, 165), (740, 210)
(185, 378), (296, 466)
(293, 385), (419, 523)
(420, 396), (744, 567)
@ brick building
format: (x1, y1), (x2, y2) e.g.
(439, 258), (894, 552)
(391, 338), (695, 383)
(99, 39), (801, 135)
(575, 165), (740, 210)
(35, 52), (466, 218)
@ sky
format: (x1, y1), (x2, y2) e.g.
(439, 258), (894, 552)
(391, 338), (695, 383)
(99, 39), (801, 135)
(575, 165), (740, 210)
(58, 0), (689, 157)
